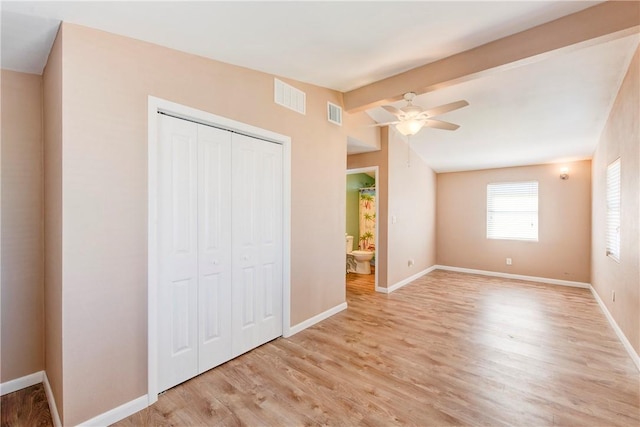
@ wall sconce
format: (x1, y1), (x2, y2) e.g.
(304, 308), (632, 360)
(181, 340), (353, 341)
(560, 167), (569, 180)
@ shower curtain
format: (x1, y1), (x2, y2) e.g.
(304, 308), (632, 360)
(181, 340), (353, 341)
(359, 188), (376, 250)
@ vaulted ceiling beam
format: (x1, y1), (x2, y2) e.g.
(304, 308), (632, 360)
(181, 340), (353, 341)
(343, 1), (640, 113)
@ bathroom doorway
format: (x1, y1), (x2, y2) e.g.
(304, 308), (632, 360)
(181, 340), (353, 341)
(345, 166), (379, 292)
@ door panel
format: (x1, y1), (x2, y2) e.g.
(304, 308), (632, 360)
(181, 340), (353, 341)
(263, 264), (275, 318)
(197, 125), (233, 373)
(171, 278), (193, 354)
(232, 134), (283, 357)
(158, 115), (199, 392)
(242, 267), (256, 326)
(201, 273), (222, 341)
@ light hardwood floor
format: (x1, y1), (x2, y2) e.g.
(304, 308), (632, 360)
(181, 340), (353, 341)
(345, 266), (375, 293)
(3, 270), (639, 426)
(0, 384), (53, 427)
(116, 270), (639, 426)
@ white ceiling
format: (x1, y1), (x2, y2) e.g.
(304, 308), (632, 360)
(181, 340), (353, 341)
(367, 34), (639, 172)
(2, 1), (637, 172)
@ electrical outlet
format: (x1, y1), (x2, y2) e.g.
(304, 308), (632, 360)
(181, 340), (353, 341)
(408, 259), (414, 267)
(506, 258), (512, 265)
(612, 290), (616, 302)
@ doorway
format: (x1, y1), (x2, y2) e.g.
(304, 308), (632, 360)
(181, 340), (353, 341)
(346, 166), (379, 292)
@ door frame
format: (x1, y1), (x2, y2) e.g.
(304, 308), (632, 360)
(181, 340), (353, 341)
(346, 166), (379, 292)
(147, 96), (292, 404)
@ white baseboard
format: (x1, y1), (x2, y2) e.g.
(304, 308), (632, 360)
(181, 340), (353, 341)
(43, 372), (62, 427)
(434, 265), (590, 289)
(0, 371), (43, 396)
(285, 302), (348, 337)
(78, 394), (148, 426)
(1, 371), (62, 427)
(378, 265), (437, 294)
(590, 286), (640, 372)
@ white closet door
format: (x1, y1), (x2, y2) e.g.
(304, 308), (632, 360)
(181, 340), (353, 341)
(197, 125), (233, 373)
(157, 115), (199, 391)
(157, 113), (284, 393)
(231, 133), (283, 357)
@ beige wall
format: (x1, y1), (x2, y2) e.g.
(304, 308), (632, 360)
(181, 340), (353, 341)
(387, 129), (437, 285)
(42, 30), (64, 419)
(347, 127), (438, 288)
(47, 22), (377, 424)
(591, 46), (639, 355)
(348, 129), (389, 287)
(437, 160), (592, 283)
(343, 110), (381, 151)
(0, 70), (45, 383)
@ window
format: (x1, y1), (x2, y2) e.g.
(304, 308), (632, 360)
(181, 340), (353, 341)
(606, 159), (621, 261)
(487, 181), (538, 241)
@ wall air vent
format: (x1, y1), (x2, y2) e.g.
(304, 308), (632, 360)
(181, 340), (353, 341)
(274, 78), (306, 115)
(327, 102), (342, 126)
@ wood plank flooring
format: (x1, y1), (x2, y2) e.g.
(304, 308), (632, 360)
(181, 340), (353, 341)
(3, 270), (638, 426)
(0, 384), (52, 427)
(116, 270), (638, 426)
(345, 266), (375, 293)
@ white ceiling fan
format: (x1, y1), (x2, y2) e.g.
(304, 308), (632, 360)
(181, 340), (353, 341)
(374, 92), (469, 136)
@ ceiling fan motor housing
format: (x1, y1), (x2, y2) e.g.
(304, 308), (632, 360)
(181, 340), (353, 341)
(403, 92), (417, 102)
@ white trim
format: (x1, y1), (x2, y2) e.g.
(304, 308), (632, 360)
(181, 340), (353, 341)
(0, 371), (62, 427)
(378, 265), (437, 294)
(282, 133), (292, 337)
(346, 166), (380, 293)
(285, 302), (348, 337)
(590, 286), (640, 372)
(0, 371), (43, 396)
(147, 96), (292, 402)
(78, 395), (148, 427)
(43, 372), (62, 427)
(147, 98), (159, 406)
(434, 265), (590, 289)
(374, 285), (389, 293)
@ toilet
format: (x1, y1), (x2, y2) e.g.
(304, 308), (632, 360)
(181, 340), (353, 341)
(351, 250), (374, 274)
(346, 235), (374, 275)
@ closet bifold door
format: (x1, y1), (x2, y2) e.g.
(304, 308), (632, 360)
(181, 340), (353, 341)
(157, 113), (283, 392)
(157, 115), (199, 392)
(231, 133), (283, 357)
(197, 125), (233, 374)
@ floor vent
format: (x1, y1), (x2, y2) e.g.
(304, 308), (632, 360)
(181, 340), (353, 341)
(327, 102), (342, 126)
(274, 78), (306, 115)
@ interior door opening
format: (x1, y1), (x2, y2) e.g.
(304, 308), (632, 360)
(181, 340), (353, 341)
(345, 166), (379, 293)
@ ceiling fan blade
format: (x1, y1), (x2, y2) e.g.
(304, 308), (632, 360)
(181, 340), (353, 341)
(423, 100), (469, 117)
(382, 105), (403, 116)
(425, 119), (460, 131)
(368, 121), (400, 127)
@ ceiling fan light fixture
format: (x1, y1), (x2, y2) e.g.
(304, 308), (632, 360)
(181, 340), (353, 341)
(396, 119), (424, 136)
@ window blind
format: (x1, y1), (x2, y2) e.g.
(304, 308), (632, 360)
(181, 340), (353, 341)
(487, 181), (538, 241)
(606, 159), (621, 261)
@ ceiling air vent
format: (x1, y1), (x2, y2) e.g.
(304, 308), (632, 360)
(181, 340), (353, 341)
(274, 78), (306, 115)
(327, 102), (342, 126)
